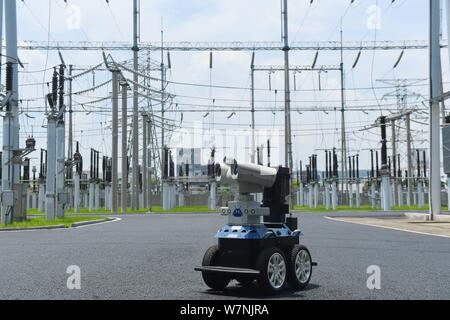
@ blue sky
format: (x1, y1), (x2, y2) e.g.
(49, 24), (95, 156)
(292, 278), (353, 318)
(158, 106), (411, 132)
(3, 0), (447, 175)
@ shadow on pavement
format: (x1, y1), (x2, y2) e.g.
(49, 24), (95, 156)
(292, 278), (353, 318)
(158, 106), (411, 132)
(200, 283), (320, 299)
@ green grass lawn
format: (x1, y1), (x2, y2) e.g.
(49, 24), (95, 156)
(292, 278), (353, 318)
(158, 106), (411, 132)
(150, 205), (217, 213)
(28, 205), (216, 216)
(293, 205), (434, 212)
(0, 216), (105, 229)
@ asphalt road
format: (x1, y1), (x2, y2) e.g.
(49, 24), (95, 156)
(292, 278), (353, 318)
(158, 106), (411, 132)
(0, 212), (449, 300)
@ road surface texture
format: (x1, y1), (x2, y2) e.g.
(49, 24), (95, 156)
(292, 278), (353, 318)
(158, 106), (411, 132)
(0, 212), (449, 300)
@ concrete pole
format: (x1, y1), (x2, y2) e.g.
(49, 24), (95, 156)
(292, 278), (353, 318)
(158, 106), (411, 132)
(405, 114), (413, 206)
(56, 119), (65, 218)
(371, 180), (376, 209)
(380, 117), (391, 211)
(340, 30), (348, 200)
(308, 185), (313, 208)
(2, 0), (20, 224)
(299, 183), (304, 206)
(45, 116), (56, 220)
(331, 181), (338, 210)
(282, 0), (294, 211)
(94, 182), (100, 211)
(5, 0), (19, 189)
(111, 70), (119, 215)
(250, 63), (256, 164)
(38, 183), (45, 212)
(429, 0), (443, 220)
(131, 0), (140, 210)
(1, 113), (14, 224)
(88, 182), (94, 211)
(142, 114), (148, 208)
(418, 180), (425, 208)
(121, 82), (128, 214)
(397, 181), (404, 207)
(68, 65), (74, 209)
(210, 181), (217, 210)
(324, 182), (330, 210)
(147, 118), (153, 209)
(349, 183), (353, 208)
(160, 30), (166, 200)
(74, 173), (80, 213)
(356, 181), (361, 208)
(391, 120), (398, 207)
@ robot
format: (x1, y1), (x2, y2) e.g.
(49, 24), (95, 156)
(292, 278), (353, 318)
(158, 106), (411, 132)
(195, 159), (316, 294)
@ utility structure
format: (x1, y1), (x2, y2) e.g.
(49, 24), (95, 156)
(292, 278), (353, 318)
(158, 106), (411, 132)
(73, 142), (82, 213)
(45, 67), (66, 220)
(416, 149), (427, 208)
(1, 0), (24, 225)
(15, 39), (439, 52)
(377, 78), (425, 206)
(38, 149), (47, 212)
(121, 79), (129, 214)
(379, 116), (392, 211)
(104, 53), (123, 215)
(131, 0), (140, 211)
(103, 156), (112, 210)
(323, 151), (331, 210)
(208, 147), (217, 210)
(369, 149), (380, 209)
(429, 0), (444, 220)
(251, 62), (342, 204)
(281, 0), (294, 211)
(89, 149), (100, 212)
(56, 64), (67, 218)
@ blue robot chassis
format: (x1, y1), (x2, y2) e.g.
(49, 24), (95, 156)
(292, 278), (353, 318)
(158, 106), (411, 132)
(195, 164), (316, 294)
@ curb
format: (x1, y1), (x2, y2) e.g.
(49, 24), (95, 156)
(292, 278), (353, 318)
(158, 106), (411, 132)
(405, 212), (450, 222)
(0, 218), (119, 232)
(0, 224), (66, 232)
(72, 218), (114, 227)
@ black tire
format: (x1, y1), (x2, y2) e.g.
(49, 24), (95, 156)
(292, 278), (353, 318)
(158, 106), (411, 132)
(256, 247), (287, 294)
(201, 245), (230, 291)
(286, 245), (312, 291)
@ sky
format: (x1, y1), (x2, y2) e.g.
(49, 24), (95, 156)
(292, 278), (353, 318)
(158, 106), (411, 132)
(2, 0), (448, 179)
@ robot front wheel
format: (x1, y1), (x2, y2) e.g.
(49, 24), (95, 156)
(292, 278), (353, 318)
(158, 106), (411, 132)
(201, 245), (231, 290)
(201, 244), (313, 294)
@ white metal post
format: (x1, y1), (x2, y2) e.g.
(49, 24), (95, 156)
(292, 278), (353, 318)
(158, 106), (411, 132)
(5, 0), (19, 189)
(121, 82), (128, 214)
(429, 0), (442, 220)
(2, 0), (19, 224)
(132, 0), (140, 210)
(142, 114), (148, 209)
(111, 70), (119, 214)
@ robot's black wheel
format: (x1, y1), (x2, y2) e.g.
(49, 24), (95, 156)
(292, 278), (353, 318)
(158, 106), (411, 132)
(286, 245), (313, 291)
(201, 245), (230, 291)
(256, 247), (287, 294)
